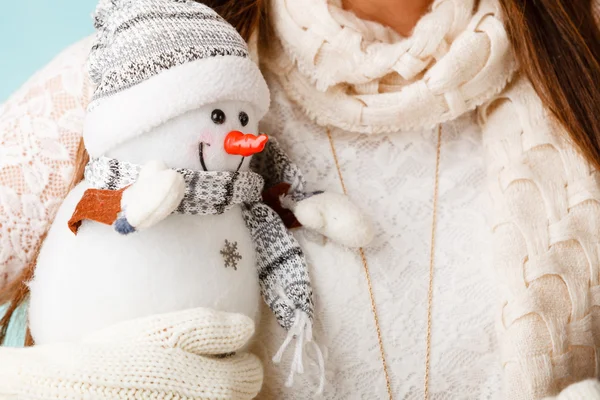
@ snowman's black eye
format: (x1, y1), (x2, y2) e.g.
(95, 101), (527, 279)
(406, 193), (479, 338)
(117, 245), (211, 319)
(239, 111), (249, 127)
(211, 109), (226, 125)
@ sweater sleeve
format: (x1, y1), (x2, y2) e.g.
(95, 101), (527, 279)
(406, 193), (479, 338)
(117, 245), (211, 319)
(0, 37), (94, 290)
(479, 72), (600, 399)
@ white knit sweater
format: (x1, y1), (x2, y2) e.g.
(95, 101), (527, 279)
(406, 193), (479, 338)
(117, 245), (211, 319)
(1, 0), (599, 398)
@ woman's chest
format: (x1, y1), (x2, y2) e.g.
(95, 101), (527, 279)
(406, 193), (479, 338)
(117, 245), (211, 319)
(262, 88), (491, 265)
(258, 85), (502, 398)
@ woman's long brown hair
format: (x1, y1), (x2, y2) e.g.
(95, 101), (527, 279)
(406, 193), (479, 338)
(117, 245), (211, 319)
(500, 0), (600, 170)
(1, 0), (599, 345)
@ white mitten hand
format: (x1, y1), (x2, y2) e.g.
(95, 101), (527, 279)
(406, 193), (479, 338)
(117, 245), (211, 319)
(118, 160), (185, 233)
(286, 192), (374, 248)
(0, 307), (263, 399)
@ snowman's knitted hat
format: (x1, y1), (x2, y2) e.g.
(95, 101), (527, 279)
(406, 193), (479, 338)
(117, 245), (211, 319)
(83, 0), (270, 158)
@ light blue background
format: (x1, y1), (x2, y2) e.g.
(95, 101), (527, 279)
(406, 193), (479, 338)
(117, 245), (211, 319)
(0, 304), (27, 347)
(0, 0), (97, 102)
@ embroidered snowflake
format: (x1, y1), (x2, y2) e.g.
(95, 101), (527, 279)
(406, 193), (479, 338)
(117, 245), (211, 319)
(220, 240), (242, 270)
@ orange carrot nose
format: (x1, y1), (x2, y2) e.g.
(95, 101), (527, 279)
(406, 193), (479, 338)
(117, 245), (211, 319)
(224, 131), (269, 156)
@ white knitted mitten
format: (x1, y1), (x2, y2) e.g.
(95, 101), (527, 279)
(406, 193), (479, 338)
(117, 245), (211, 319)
(0, 307), (263, 399)
(285, 192), (374, 248)
(119, 160), (186, 233)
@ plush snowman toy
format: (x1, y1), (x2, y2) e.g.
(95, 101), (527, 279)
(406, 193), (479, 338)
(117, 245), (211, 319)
(27, 0), (372, 393)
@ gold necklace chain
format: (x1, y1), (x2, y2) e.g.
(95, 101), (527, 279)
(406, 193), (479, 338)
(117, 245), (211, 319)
(326, 125), (442, 400)
(424, 125), (442, 399)
(326, 128), (393, 400)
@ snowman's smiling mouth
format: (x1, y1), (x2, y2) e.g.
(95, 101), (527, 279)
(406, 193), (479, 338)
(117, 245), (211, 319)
(199, 142), (245, 172)
(199, 142), (210, 171)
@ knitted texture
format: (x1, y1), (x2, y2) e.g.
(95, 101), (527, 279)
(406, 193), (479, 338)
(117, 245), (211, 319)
(83, 156), (314, 332)
(480, 73), (600, 398)
(262, 0), (517, 133)
(85, 157), (264, 215)
(88, 0), (248, 107)
(242, 201), (314, 329)
(83, 0), (270, 159)
(0, 307), (263, 399)
(250, 137), (307, 199)
(3, 0), (599, 398)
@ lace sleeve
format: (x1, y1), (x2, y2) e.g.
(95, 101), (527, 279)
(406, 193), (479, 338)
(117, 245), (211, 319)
(480, 73), (600, 399)
(0, 37), (94, 290)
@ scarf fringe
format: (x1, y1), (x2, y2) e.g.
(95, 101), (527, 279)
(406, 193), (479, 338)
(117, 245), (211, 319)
(273, 310), (326, 395)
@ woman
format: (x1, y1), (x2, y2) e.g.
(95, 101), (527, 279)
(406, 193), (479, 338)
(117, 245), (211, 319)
(1, 0), (599, 398)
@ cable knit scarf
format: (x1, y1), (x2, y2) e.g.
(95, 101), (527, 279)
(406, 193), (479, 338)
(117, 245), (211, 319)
(262, 0), (517, 133)
(84, 157), (314, 332)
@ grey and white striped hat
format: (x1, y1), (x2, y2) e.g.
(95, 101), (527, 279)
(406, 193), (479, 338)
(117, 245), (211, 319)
(83, 0), (270, 158)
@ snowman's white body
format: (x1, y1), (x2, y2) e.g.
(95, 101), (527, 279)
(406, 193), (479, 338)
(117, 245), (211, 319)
(29, 101), (264, 345)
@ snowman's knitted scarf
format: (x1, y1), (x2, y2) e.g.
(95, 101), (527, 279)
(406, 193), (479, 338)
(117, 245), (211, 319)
(84, 156), (314, 331)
